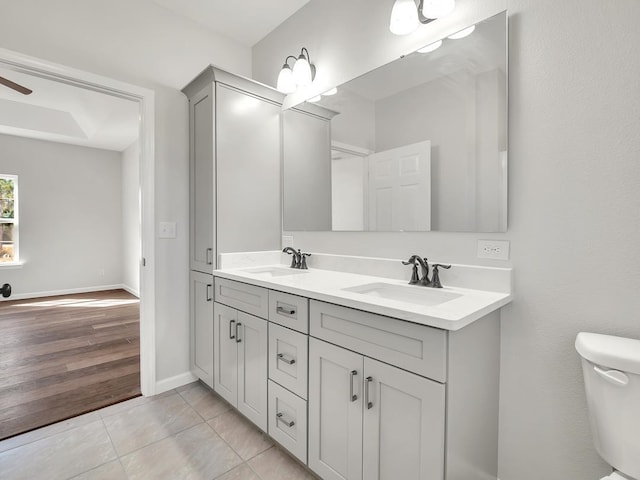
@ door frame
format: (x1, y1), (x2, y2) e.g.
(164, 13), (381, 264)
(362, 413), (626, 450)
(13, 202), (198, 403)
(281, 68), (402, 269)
(0, 47), (157, 396)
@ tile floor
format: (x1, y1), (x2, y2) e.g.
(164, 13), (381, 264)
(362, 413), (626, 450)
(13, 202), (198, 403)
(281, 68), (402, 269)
(0, 381), (319, 480)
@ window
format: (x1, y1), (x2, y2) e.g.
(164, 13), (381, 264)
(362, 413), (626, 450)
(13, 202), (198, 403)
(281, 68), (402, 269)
(0, 174), (18, 264)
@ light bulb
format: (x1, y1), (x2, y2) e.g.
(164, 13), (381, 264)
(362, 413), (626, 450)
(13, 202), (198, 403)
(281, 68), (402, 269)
(293, 53), (313, 86)
(389, 0), (419, 36)
(417, 39), (443, 53)
(448, 25), (475, 39)
(276, 64), (296, 94)
(322, 87), (338, 96)
(421, 0), (455, 19)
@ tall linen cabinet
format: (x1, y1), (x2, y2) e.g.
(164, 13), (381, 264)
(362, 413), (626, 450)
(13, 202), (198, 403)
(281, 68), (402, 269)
(183, 66), (284, 388)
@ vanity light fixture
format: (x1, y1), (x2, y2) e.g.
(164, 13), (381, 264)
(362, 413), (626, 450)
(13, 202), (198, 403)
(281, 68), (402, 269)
(276, 48), (317, 93)
(448, 24), (475, 39)
(389, 0), (456, 36)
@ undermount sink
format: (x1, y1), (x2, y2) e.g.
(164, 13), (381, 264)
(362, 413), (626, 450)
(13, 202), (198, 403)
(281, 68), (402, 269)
(342, 282), (462, 307)
(244, 266), (309, 277)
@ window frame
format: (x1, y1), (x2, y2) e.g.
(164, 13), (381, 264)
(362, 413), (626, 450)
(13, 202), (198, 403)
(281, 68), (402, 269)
(0, 174), (19, 265)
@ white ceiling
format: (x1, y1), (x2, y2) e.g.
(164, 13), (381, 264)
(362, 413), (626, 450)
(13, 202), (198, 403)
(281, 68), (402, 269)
(151, 0), (311, 47)
(0, 67), (140, 152)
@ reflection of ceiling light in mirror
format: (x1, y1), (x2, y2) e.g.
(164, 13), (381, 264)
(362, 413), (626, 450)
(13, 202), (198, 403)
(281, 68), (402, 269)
(307, 95), (322, 103)
(322, 87), (338, 96)
(417, 39), (443, 53)
(389, 0), (419, 35)
(448, 25), (475, 39)
(422, 0), (455, 19)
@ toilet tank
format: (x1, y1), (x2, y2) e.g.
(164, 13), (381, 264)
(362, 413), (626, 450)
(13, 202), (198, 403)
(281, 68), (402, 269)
(576, 332), (640, 479)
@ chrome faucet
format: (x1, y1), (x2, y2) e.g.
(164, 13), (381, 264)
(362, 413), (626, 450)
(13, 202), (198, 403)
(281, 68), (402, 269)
(402, 255), (429, 285)
(402, 256), (451, 287)
(282, 248), (311, 269)
(282, 247), (300, 268)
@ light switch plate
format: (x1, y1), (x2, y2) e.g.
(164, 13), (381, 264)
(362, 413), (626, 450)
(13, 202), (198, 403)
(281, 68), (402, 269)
(477, 240), (510, 260)
(159, 221), (177, 239)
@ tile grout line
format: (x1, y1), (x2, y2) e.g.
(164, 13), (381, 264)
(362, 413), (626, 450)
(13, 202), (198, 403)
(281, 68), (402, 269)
(100, 415), (131, 480)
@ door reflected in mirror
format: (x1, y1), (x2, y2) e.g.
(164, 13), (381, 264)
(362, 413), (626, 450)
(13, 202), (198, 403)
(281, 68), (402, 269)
(283, 11), (507, 233)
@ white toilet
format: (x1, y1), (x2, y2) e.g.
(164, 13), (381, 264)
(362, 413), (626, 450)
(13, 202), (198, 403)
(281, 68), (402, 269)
(576, 332), (640, 480)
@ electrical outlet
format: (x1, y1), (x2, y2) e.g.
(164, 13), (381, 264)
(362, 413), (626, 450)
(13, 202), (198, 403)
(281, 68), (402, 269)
(477, 240), (510, 260)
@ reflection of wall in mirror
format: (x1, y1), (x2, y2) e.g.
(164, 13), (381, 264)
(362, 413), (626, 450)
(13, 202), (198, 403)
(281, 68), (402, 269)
(331, 153), (366, 231)
(375, 67), (506, 232)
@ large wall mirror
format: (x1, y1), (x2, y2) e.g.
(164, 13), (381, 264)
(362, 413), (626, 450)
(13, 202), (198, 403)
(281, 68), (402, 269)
(283, 11), (508, 233)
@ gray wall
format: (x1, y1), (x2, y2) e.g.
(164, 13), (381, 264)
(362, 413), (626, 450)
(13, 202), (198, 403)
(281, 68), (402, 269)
(121, 140), (140, 295)
(0, 134), (123, 295)
(253, 0), (640, 478)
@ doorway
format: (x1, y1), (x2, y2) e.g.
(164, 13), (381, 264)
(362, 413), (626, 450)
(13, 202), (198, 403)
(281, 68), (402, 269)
(0, 48), (156, 438)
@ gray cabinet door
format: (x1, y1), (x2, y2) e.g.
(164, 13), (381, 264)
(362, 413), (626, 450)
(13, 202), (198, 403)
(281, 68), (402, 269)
(190, 271), (213, 388)
(216, 85), (281, 256)
(237, 311), (268, 432)
(308, 338), (363, 480)
(189, 85), (214, 273)
(362, 357), (445, 480)
(213, 302), (238, 406)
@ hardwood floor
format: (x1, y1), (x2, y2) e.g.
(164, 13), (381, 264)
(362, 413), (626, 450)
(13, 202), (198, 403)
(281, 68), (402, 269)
(0, 289), (140, 440)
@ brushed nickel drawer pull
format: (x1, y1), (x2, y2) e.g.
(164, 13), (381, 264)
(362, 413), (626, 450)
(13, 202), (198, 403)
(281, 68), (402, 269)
(206, 284), (213, 302)
(276, 305), (296, 316)
(229, 320), (235, 340)
(235, 322), (242, 343)
(206, 248), (213, 265)
(350, 370), (358, 402)
(365, 376), (373, 409)
(277, 353), (296, 365)
(276, 412), (295, 427)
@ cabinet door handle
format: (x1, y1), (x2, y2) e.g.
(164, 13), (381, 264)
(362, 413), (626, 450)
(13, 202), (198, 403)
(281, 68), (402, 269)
(365, 376), (373, 409)
(350, 370), (358, 402)
(206, 248), (213, 265)
(229, 320), (235, 340)
(276, 412), (295, 428)
(276, 305), (296, 316)
(277, 353), (296, 365)
(235, 322), (242, 343)
(206, 284), (213, 302)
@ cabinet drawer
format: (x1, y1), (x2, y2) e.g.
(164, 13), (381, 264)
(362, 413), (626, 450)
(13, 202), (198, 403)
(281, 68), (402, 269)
(268, 323), (308, 399)
(214, 277), (268, 319)
(310, 300), (447, 383)
(269, 290), (309, 333)
(268, 380), (307, 465)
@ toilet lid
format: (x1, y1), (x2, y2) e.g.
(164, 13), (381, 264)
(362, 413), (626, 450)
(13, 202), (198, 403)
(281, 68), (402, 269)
(576, 332), (640, 375)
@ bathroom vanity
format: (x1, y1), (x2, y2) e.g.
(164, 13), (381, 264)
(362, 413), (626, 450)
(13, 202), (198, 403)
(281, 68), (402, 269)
(201, 252), (512, 480)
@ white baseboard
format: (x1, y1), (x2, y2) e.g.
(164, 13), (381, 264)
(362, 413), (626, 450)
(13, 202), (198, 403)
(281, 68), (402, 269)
(154, 371), (198, 395)
(121, 284), (140, 298)
(3, 284), (130, 301)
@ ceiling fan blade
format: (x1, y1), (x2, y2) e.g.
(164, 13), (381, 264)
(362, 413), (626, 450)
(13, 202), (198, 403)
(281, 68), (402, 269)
(0, 75), (33, 95)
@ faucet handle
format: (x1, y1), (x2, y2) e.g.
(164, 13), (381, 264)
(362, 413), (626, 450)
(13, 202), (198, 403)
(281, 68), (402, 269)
(430, 264), (451, 288)
(282, 247), (299, 268)
(402, 256), (420, 284)
(299, 252), (311, 270)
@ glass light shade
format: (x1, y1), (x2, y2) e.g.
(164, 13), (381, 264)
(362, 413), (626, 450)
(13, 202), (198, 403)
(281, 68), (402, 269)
(322, 87), (338, 96)
(276, 65), (296, 94)
(389, 0), (419, 36)
(307, 95), (322, 103)
(448, 24), (475, 39)
(293, 54), (313, 86)
(421, 0), (455, 19)
(417, 39), (443, 53)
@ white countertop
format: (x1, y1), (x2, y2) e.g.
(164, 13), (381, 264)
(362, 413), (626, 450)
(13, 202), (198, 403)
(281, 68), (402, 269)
(213, 259), (513, 331)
